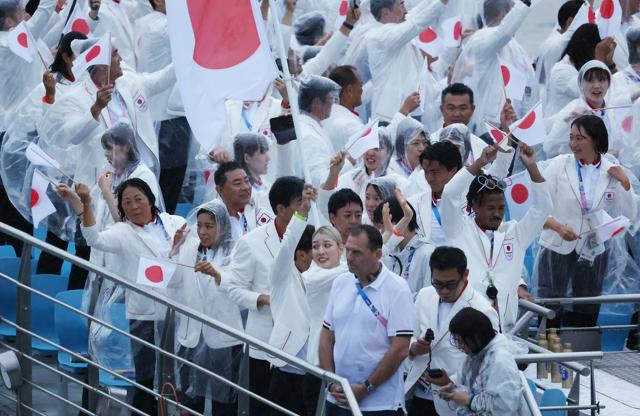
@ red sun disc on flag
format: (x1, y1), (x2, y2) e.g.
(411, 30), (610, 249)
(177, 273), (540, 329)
(144, 265), (164, 283)
(500, 65), (510, 86)
(339, 0), (348, 16)
(187, 0), (261, 69)
(85, 45), (101, 62)
(453, 21), (462, 41)
(360, 127), (372, 138)
(30, 189), (39, 207)
(71, 19), (90, 35)
(204, 169), (212, 183)
(623, 115), (633, 133)
(419, 28), (437, 43)
(518, 111), (536, 129)
(510, 184), (528, 204)
(611, 226), (625, 237)
(490, 129), (504, 143)
(600, 0), (614, 19)
(588, 7), (596, 23)
(17, 32), (28, 48)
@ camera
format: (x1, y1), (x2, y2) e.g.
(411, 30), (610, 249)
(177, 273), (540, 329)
(428, 368), (444, 378)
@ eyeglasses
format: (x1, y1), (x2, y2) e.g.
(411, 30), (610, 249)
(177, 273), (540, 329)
(450, 334), (465, 349)
(431, 276), (463, 290)
(476, 175), (507, 192)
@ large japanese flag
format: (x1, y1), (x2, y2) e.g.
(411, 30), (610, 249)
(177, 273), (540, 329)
(31, 170), (57, 228)
(8, 21), (37, 63)
(345, 119), (379, 159)
(71, 32), (112, 79)
(136, 256), (178, 289)
(441, 15), (463, 48)
(63, 0), (91, 36)
(597, 0), (622, 39)
(504, 170), (532, 221)
(413, 27), (443, 57)
(499, 60), (527, 101)
(167, 0), (278, 152)
(508, 102), (547, 146)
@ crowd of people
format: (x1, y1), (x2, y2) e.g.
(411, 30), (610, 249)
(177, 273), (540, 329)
(2, 0), (640, 415)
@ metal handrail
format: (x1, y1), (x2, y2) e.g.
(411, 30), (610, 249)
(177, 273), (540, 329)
(519, 299), (556, 319)
(0, 221), (363, 415)
(536, 294), (640, 305)
(514, 351), (604, 364)
(519, 372), (542, 416)
(523, 339), (592, 376)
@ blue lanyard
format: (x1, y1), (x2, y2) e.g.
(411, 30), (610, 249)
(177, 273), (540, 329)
(241, 212), (249, 235)
(355, 279), (388, 328)
(241, 108), (253, 131)
(575, 160), (591, 215)
(403, 248), (417, 281)
(431, 201), (442, 226)
(154, 215), (173, 244)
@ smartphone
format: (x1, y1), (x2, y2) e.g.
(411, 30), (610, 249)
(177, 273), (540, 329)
(428, 368), (444, 378)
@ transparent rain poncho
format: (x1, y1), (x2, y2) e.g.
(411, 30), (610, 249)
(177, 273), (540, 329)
(439, 123), (472, 164)
(168, 200), (243, 402)
(298, 74), (341, 113)
(294, 11), (326, 46)
(391, 117), (428, 176)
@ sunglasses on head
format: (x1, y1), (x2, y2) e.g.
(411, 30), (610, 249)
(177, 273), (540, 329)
(476, 175), (507, 192)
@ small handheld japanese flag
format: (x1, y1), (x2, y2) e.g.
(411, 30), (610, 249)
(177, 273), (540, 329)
(568, 2), (597, 33)
(334, 0), (348, 30)
(413, 27), (443, 57)
(26, 142), (62, 170)
(499, 60), (527, 101)
(8, 21), (37, 63)
(484, 122), (511, 150)
(594, 215), (629, 243)
(31, 170), (57, 228)
(63, 1), (91, 36)
(136, 256), (177, 289)
(508, 102), (547, 146)
(345, 119), (379, 159)
(597, 0), (622, 39)
(71, 32), (112, 79)
(441, 16), (463, 48)
(504, 170), (533, 221)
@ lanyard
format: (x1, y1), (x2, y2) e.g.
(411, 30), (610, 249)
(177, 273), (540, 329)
(155, 215), (173, 244)
(241, 108), (253, 131)
(402, 248), (417, 281)
(355, 280), (388, 328)
(241, 212), (249, 235)
(476, 229), (498, 279)
(575, 160), (592, 215)
(431, 201), (442, 226)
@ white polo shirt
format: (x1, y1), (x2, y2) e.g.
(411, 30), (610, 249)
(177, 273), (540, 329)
(322, 264), (415, 412)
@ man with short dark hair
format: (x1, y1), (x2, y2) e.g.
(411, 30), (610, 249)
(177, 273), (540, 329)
(328, 188), (363, 244)
(319, 224), (414, 415)
(214, 161), (273, 242)
(227, 176), (306, 415)
(404, 247), (498, 416)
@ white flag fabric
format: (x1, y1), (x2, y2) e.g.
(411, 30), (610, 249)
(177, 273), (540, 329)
(8, 21), (37, 63)
(499, 60), (527, 101)
(504, 170), (533, 221)
(166, 0), (278, 152)
(597, 0), (622, 39)
(483, 122), (511, 151)
(71, 32), (112, 79)
(413, 27), (443, 57)
(569, 2), (596, 33)
(509, 102), (547, 146)
(345, 119), (379, 159)
(136, 256), (178, 289)
(63, 1), (92, 36)
(31, 170), (57, 228)
(26, 142), (62, 170)
(594, 215), (629, 244)
(334, 0), (348, 30)
(441, 15), (462, 48)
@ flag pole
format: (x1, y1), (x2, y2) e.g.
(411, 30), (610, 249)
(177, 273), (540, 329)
(267, 0), (321, 225)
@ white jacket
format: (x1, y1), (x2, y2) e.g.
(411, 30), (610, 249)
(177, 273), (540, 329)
(173, 236), (243, 349)
(267, 216), (311, 367)
(297, 113), (336, 187)
(81, 212), (186, 320)
(539, 154), (637, 255)
(38, 65), (175, 184)
(323, 104), (364, 151)
(441, 168), (552, 330)
(367, 0), (446, 121)
(227, 221), (282, 360)
(544, 56), (579, 117)
(404, 284), (498, 416)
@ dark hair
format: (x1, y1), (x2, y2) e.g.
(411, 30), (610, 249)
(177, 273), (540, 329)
(268, 176), (305, 213)
(233, 133), (269, 184)
(429, 246), (467, 276)
(583, 67), (611, 84)
(295, 225), (316, 253)
(372, 197), (418, 232)
(571, 115), (609, 154)
(302, 46), (321, 63)
(349, 224), (383, 252)
(557, 0), (583, 29)
(329, 65), (359, 91)
(328, 189), (363, 216)
(25, 0), (39, 16)
(0, 0), (20, 31)
(115, 178), (160, 221)
(466, 173), (504, 209)
(562, 24), (601, 70)
(214, 161), (244, 187)
(101, 124), (138, 163)
(419, 141), (463, 170)
(51, 32), (89, 77)
(196, 208), (216, 222)
(449, 307), (496, 354)
(370, 0), (395, 21)
(441, 82), (474, 105)
(483, 0), (513, 26)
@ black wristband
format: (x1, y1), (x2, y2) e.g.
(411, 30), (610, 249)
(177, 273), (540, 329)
(608, 63), (617, 71)
(342, 21), (354, 30)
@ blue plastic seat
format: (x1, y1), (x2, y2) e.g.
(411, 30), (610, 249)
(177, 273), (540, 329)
(598, 312), (631, 352)
(55, 290), (88, 373)
(539, 388), (567, 416)
(0, 258), (39, 340)
(31, 274), (69, 355)
(98, 302), (134, 389)
(0, 245), (16, 258)
(175, 203), (193, 218)
(526, 377), (539, 402)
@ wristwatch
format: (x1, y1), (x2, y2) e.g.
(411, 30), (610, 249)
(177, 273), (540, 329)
(364, 379), (376, 394)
